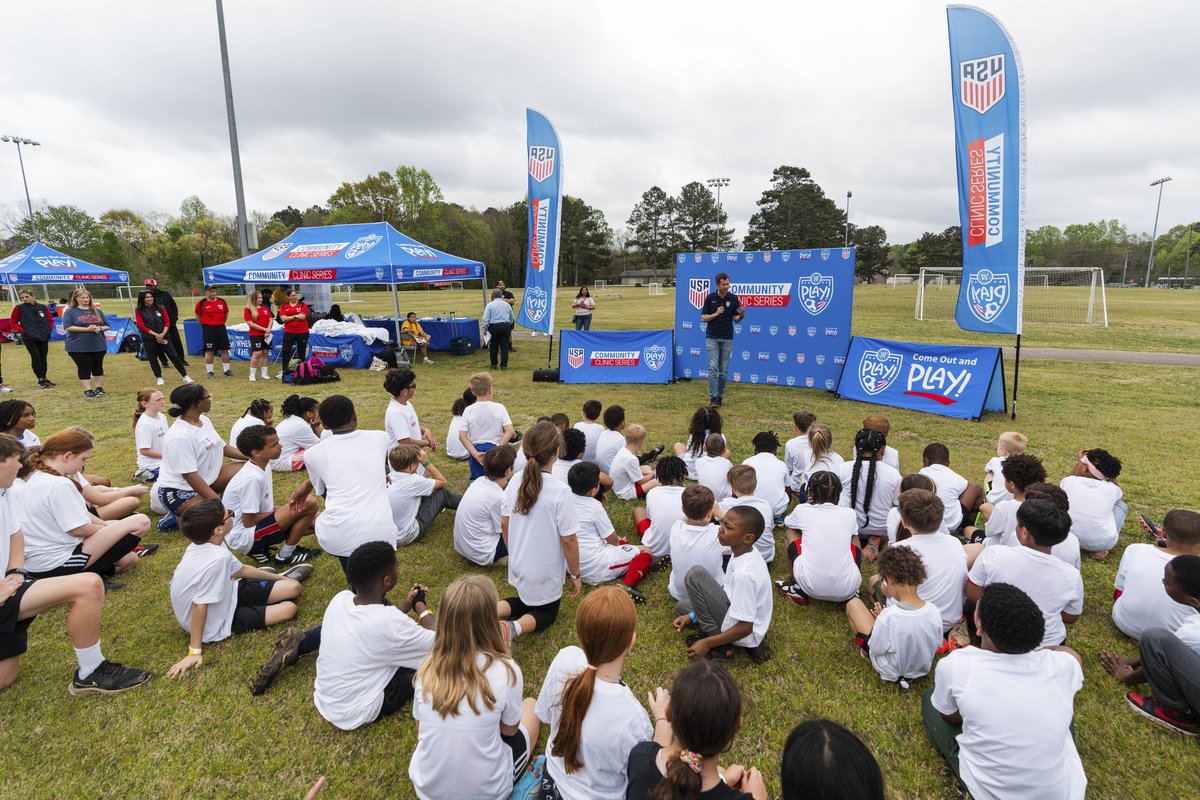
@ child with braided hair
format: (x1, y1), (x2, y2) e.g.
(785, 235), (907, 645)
(777, 470), (860, 605)
(633, 455), (688, 559)
(673, 405), (725, 480)
(229, 397), (273, 448)
(838, 428), (901, 562)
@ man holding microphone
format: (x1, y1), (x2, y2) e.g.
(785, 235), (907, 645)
(700, 272), (744, 407)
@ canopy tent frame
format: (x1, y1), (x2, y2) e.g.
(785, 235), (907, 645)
(0, 243), (136, 316)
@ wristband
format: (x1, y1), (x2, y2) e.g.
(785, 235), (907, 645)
(5, 567), (29, 577)
(418, 609), (432, 621)
(421, 461), (431, 468)
(689, 611), (697, 622)
(567, 572), (579, 581)
(188, 646), (203, 656)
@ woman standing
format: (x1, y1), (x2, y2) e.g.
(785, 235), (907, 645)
(243, 290), (273, 382)
(9, 289), (55, 388)
(277, 289), (310, 376)
(571, 286), (596, 330)
(134, 290), (192, 386)
(61, 289), (110, 398)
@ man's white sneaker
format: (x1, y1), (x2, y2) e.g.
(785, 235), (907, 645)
(156, 377), (165, 386)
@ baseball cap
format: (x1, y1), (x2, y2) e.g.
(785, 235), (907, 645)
(203, 284), (217, 291)
(144, 278), (157, 286)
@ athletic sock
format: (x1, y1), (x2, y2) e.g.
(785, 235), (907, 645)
(260, 366), (269, 377)
(278, 544), (297, 560)
(75, 643), (104, 680)
(508, 620), (523, 639)
(298, 626), (321, 656)
(622, 552), (653, 587)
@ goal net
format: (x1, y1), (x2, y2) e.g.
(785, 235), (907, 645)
(647, 282), (664, 296)
(887, 273), (921, 288)
(915, 267), (1108, 326)
(593, 279), (610, 295)
(449, 282), (464, 291)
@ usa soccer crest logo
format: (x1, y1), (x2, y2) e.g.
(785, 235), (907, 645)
(805, 377), (814, 387)
(567, 348), (585, 369)
(858, 347), (903, 396)
(798, 274), (834, 316)
(374, 267), (385, 280)
(825, 379), (836, 390)
(524, 286), (549, 323)
(675, 346), (683, 356)
(676, 254), (685, 264)
(745, 253), (755, 263)
(741, 351), (750, 361)
(781, 252), (791, 262)
(796, 353), (806, 364)
(841, 248), (851, 260)
(769, 326), (778, 336)
(967, 269), (1010, 324)
(710, 253), (718, 263)
(644, 345), (666, 371)
(261, 241), (291, 261)
(806, 326), (817, 337)
(960, 54), (1005, 114)
(777, 353), (786, 363)
(821, 249), (830, 261)
(688, 278), (710, 310)
(528, 145), (556, 182)
(694, 254), (703, 263)
(346, 234), (382, 259)
(732, 372), (741, 382)
(786, 376), (796, 386)
(750, 374), (759, 384)
(787, 326), (797, 336)
(816, 354), (826, 365)
(763, 252), (772, 263)
(684, 369), (692, 378)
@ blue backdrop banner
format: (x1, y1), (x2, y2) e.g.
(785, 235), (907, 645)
(836, 336), (1006, 420)
(673, 249), (855, 390)
(182, 320), (389, 368)
(947, 5), (1027, 334)
(560, 329), (672, 385)
(516, 108), (563, 334)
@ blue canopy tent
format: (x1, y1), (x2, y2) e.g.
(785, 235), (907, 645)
(0, 242), (136, 316)
(200, 222), (489, 345)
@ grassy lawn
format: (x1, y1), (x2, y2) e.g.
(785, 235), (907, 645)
(1, 289), (1197, 799)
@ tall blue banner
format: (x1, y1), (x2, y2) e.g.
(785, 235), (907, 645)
(836, 336), (1006, 421)
(947, 5), (1026, 334)
(517, 108), (562, 334)
(673, 249), (855, 391)
(560, 329), (673, 385)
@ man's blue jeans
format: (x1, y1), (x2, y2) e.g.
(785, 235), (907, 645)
(706, 337), (732, 399)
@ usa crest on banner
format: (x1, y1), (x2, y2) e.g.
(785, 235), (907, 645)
(517, 109), (563, 335)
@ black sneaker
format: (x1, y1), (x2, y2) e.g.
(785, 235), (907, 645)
(83, 389), (98, 399)
(638, 444), (666, 466)
(38, 379), (52, 389)
(223, 370), (234, 377)
(103, 580), (124, 592)
(745, 641), (772, 664)
(69, 660), (151, 696)
(621, 584), (648, 604)
(133, 543), (159, 559)
(774, 579), (810, 605)
(713, 396), (722, 407)
(250, 627), (305, 696)
(249, 547), (276, 565)
(649, 554), (670, 573)
(94, 386), (106, 396)
(273, 546), (321, 567)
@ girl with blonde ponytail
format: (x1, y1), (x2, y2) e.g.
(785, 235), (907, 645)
(498, 421), (582, 639)
(535, 586), (667, 799)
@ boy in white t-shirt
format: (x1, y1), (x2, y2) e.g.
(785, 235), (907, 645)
(552, 428), (614, 498)
(884, 489), (968, 639)
(594, 405), (627, 475)
(967, 499), (1084, 647)
(1112, 510), (1200, 640)
(784, 409), (816, 494)
(672, 505), (773, 664)
(387, 444), (461, 546)
(982, 430), (1028, 505)
(459, 372), (515, 482)
(847, 545), (942, 686)
(1060, 447), (1125, 559)
(695, 433), (734, 503)
(574, 399), (605, 464)
(567, 461), (653, 604)
(314, 541), (437, 730)
(742, 431), (789, 519)
(962, 453), (1045, 548)
(668, 485), (723, 608)
(924, 582), (1087, 799)
(609, 424), (660, 501)
(166, 499), (314, 679)
(632, 456), (687, 558)
(384, 367), (437, 453)
(716, 464), (775, 563)
(918, 442), (981, 535)
(454, 445), (515, 566)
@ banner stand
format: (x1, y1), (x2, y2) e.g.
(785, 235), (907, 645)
(1011, 333), (1021, 419)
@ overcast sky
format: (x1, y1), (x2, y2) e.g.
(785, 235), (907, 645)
(2, 1), (1195, 246)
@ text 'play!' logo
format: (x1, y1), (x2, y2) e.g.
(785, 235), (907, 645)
(643, 345), (666, 371)
(967, 269), (1009, 324)
(688, 278), (710, 310)
(524, 286), (549, 323)
(859, 347), (903, 396)
(345, 234), (382, 259)
(528, 145), (555, 182)
(567, 347), (585, 369)
(960, 54), (1005, 114)
(797, 274), (834, 316)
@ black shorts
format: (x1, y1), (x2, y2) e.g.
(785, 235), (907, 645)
(201, 324), (230, 353)
(376, 666), (418, 720)
(249, 337), (268, 352)
(231, 579), (272, 634)
(503, 726), (531, 781)
(0, 580), (37, 660)
(502, 596), (561, 630)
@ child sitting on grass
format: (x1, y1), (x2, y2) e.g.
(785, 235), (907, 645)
(784, 410), (817, 495)
(983, 430), (1028, 504)
(595, 405), (627, 475)
(673, 405), (724, 480)
(962, 453), (1045, 548)
(568, 462), (653, 604)
(1112, 510), (1200, 640)
(632, 456), (688, 559)
(742, 431), (789, 521)
(695, 433), (734, 503)
(459, 372), (515, 481)
(885, 474), (939, 543)
(860, 415), (900, 472)
(574, 399), (604, 464)
(846, 545), (943, 687)
(918, 442), (981, 534)
(167, 499), (313, 678)
(386, 444), (461, 546)
(839, 428), (901, 563)
(668, 485), (722, 608)
(799, 423), (844, 494)
(716, 465), (775, 563)
(886, 489), (968, 639)
(1060, 447), (1125, 559)
(777, 471), (860, 605)
(673, 506), (772, 663)
(453, 445), (515, 566)
(610, 424), (661, 500)
(781, 720), (883, 800)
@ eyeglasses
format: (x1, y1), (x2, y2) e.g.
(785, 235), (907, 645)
(222, 509), (235, 523)
(202, 395), (214, 401)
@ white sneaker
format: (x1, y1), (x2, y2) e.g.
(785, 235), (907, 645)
(156, 377), (165, 386)
(183, 375), (195, 384)
(249, 374), (256, 382)
(260, 372), (271, 380)
(423, 358), (434, 365)
(276, 371), (286, 378)
(0, 384), (12, 393)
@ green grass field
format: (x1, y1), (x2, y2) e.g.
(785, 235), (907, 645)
(1, 287), (1197, 799)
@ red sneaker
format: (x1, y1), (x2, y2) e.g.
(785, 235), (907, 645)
(1125, 693), (1200, 737)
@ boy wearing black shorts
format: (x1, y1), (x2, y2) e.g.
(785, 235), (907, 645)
(195, 285), (233, 378)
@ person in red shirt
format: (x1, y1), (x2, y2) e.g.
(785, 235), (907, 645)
(277, 289), (310, 376)
(243, 290), (273, 383)
(194, 285), (233, 378)
(135, 289), (192, 386)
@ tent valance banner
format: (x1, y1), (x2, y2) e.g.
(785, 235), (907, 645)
(0, 243), (130, 284)
(836, 336), (1006, 420)
(516, 108), (563, 334)
(559, 330), (672, 385)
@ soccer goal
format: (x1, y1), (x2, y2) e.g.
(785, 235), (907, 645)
(331, 284), (354, 303)
(887, 274), (921, 288)
(593, 279), (610, 295)
(449, 282), (464, 291)
(648, 282), (664, 296)
(915, 266), (1108, 326)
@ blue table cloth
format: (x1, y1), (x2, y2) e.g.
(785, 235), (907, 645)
(182, 320), (389, 369)
(361, 317), (480, 351)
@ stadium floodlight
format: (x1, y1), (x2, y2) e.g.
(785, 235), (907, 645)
(1145, 176), (1172, 288)
(706, 178), (730, 250)
(2, 134), (42, 240)
(844, 190), (853, 247)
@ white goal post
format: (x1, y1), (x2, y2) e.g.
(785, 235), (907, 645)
(330, 284), (354, 303)
(449, 281), (464, 291)
(648, 282), (664, 295)
(887, 274), (921, 288)
(915, 266), (1108, 326)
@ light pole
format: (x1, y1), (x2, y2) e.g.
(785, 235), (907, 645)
(844, 190), (853, 247)
(1145, 176), (1171, 288)
(1, 135), (41, 240)
(706, 178), (730, 250)
(215, 0), (250, 259)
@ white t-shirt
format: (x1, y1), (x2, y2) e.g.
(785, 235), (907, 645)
(513, 447), (528, 475)
(679, 432), (722, 481)
(0, 485), (16, 576)
(1113, 544), (1198, 639)
(931, 647), (1087, 800)
(385, 398), (422, 447)
(445, 416), (468, 459)
(229, 413), (265, 452)
(1060, 476), (1123, 551)
(389, 470), (436, 545)
(846, 445), (900, 473)
(720, 495), (775, 563)
(984, 455), (1012, 503)
(867, 601), (943, 683)
(551, 457), (581, 485)
(969, 546), (1084, 647)
(536, 646), (653, 800)
(741, 452), (789, 517)
(891, 533), (968, 630)
(919, 463), (968, 532)
(668, 520), (723, 602)
(803, 452), (845, 486)
(695, 454), (733, 503)
(135, 413), (168, 471)
(17, 430), (40, 448)
(1176, 615), (1200, 655)
(306, 430), (397, 557)
(595, 429), (625, 474)
(838, 459), (901, 537)
(784, 503), (860, 602)
(221, 461), (273, 554)
(271, 414), (321, 472)
(575, 420), (605, 464)
(462, 400), (511, 446)
(641, 485), (685, 557)
(410, 654), (525, 800)
(985, 499), (1082, 569)
(609, 447), (643, 500)
(314, 590), (435, 731)
(158, 415), (225, 490)
(19, 470), (93, 573)
(886, 506), (950, 544)
(454, 477), (504, 565)
(784, 434), (811, 491)
(722, 551), (773, 648)
(169, 542), (241, 643)
(573, 495), (618, 584)
(502, 470), (578, 605)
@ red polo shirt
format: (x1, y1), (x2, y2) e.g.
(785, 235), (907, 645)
(279, 302), (309, 334)
(244, 305), (272, 337)
(195, 298), (229, 326)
